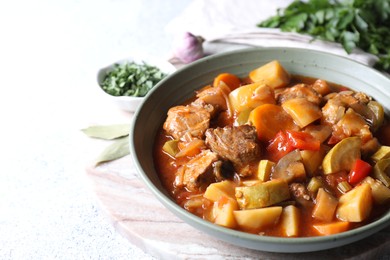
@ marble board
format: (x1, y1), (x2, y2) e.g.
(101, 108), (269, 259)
(85, 156), (390, 259)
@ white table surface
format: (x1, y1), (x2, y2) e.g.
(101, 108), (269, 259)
(2, 0), (389, 259)
(0, 0), (191, 259)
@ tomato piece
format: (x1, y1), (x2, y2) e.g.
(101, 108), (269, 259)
(286, 130), (321, 151)
(325, 171), (348, 194)
(348, 159), (372, 185)
(267, 131), (294, 162)
(267, 130), (321, 162)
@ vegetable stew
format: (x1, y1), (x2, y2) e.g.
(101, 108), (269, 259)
(154, 60), (390, 237)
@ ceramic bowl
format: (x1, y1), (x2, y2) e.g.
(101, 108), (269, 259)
(130, 47), (390, 252)
(97, 56), (176, 112)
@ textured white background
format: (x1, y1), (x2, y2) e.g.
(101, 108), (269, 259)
(0, 0), (190, 259)
(1, 0), (389, 259)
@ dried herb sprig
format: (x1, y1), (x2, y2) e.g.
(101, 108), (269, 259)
(82, 124), (131, 165)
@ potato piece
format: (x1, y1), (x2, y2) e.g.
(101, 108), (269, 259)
(212, 197), (238, 228)
(336, 183), (372, 222)
(235, 179), (290, 209)
(371, 146), (390, 162)
(322, 137), (361, 174)
(313, 222), (350, 236)
(249, 60), (290, 89)
(229, 83), (275, 113)
(362, 176), (390, 204)
(233, 206), (282, 231)
(280, 205), (300, 237)
(312, 188), (338, 222)
(300, 146), (326, 176)
(204, 180), (236, 202)
(242, 180), (262, 186)
(282, 98), (322, 128)
(304, 124), (332, 143)
(257, 160), (275, 181)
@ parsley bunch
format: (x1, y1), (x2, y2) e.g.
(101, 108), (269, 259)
(102, 61), (167, 97)
(258, 0), (390, 72)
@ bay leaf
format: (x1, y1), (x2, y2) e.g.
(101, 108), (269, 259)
(82, 124), (130, 140)
(95, 136), (130, 165)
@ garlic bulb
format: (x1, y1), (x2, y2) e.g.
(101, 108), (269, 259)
(172, 32), (204, 64)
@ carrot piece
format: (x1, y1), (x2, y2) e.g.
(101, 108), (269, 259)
(213, 73), (241, 90)
(312, 221), (350, 236)
(248, 104), (298, 142)
(176, 139), (206, 157)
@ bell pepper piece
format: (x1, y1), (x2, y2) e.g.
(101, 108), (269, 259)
(348, 159), (372, 185)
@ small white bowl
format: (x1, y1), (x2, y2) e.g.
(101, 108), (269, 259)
(97, 56), (176, 112)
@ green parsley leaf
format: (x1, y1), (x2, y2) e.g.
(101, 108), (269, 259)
(258, 0), (390, 73)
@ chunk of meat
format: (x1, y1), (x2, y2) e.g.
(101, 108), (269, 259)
(205, 125), (261, 177)
(312, 79), (331, 96)
(277, 84), (322, 105)
(289, 183), (311, 206)
(321, 98), (346, 125)
(175, 150), (219, 191)
(191, 99), (217, 118)
(322, 91), (371, 125)
(290, 183), (310, 200)
(322, 91), (374, 144)
(163, 105), (210, 141)
(353, 91), (371, 104)
(329, 108), (372, 144)
(195, 82), (231, 112)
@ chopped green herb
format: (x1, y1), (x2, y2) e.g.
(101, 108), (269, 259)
(258, 0), (390, 72)
(101, 61), (168, 97)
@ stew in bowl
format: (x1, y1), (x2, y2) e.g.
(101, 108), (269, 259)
(154, 60), (390, 238)
(131, 47), (390, 252)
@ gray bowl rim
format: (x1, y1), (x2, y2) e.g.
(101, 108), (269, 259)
(130, 46), (390, 252)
